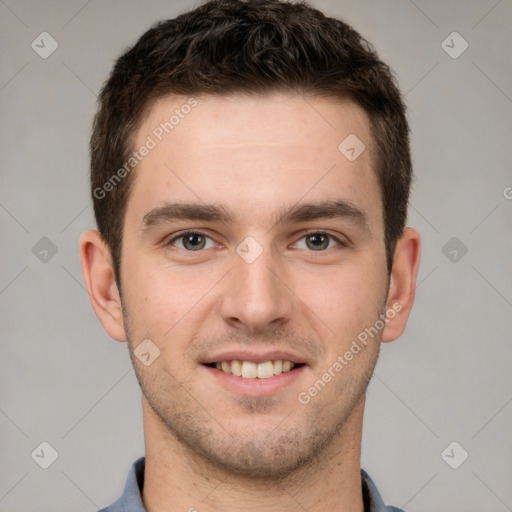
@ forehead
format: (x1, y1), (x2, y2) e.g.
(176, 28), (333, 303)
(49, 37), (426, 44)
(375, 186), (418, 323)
(138, 92), (373, 154)
(128, 92), (382, 230)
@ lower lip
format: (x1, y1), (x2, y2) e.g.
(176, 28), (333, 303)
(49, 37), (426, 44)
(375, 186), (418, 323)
(202, 364), (308, 396)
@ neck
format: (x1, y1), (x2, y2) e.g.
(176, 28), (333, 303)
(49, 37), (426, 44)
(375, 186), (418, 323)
(141, 395), (366, 512)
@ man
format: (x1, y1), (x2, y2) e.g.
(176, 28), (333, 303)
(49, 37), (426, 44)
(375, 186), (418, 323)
(79, 0), (421, 510)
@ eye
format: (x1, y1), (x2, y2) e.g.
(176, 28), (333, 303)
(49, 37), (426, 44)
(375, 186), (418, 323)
(294, 232), (343, 251)
(169, 231), (216, 251)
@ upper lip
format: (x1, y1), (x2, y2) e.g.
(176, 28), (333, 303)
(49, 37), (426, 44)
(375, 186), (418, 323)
(202, 349), (307, 365)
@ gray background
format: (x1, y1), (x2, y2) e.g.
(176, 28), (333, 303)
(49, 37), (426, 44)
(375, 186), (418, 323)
(1, 0), (511, 510)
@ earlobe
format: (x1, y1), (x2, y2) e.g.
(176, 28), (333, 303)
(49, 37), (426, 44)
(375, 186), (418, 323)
(79, 230), (127, 342)
(381, 227), (421, 343)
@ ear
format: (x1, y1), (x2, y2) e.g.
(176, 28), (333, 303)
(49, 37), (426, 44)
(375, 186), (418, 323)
(79, 229), (127, 342)
(381, 227), (421, 343)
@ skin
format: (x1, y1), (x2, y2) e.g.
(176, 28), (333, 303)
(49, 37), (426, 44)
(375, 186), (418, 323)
(80, 92), (421, 512)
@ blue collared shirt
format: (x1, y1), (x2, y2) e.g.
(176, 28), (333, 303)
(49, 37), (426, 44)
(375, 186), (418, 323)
(98, 457), (404, 512)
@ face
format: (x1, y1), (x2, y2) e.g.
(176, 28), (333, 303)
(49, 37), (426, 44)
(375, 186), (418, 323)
(119, 92), (390, 478)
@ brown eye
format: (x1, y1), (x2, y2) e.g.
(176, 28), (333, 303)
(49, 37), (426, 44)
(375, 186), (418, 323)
(182, 233), (206, 250)
(293, 232), (343, 251)
(305, 233), (330, 250)
(170, 232), (215, 251)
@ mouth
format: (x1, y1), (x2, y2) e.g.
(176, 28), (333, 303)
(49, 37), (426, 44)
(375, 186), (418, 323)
(205, 359), (306, 379)
(201, 350), (309, 396)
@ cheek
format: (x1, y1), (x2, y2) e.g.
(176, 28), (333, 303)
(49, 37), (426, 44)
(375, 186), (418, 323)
(121, 263), (216, 363)
(123, 256), (200, 319)
(297, 263), (386, 332)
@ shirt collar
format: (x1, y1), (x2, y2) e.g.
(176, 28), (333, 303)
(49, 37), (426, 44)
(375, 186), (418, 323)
(99, 457), (403, 512)
(361, 468), (404, 512)
(98, 457), (146, 512)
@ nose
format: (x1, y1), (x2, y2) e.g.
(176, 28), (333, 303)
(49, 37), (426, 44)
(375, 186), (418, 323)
(218, 242), (292, 333)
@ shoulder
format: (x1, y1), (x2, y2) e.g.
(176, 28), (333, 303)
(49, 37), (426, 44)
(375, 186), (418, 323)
(97, 457), (146, 512)
(361, 468), (405, 512)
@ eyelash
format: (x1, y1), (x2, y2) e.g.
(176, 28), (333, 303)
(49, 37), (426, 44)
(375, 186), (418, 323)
(167, 230), (346, 252)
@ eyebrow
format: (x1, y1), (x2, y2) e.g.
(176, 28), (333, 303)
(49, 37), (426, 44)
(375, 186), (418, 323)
(141, 199), (370, 233)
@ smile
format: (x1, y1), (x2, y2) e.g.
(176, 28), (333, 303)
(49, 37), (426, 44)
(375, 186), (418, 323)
(208, 360), (301, 379)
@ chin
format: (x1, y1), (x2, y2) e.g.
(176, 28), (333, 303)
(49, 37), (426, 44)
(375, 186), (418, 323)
(185, 425), (334, 482)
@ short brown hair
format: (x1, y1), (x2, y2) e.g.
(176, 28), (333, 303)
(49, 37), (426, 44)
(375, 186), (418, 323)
(90, 0), (412, 286)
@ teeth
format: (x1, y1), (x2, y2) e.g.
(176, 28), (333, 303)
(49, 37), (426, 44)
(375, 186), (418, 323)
(213, 359), (297, 379)
(257, 361), (274, 379)
(241, 361), (257, 378)
(282, 360), (292, 372)
(231, 359), (242, 377)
